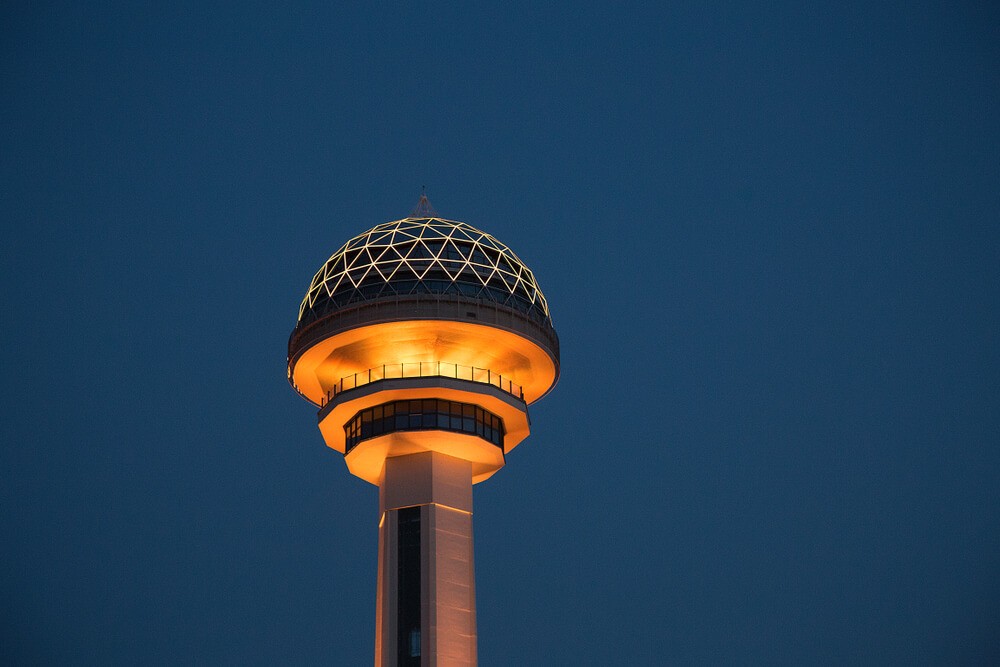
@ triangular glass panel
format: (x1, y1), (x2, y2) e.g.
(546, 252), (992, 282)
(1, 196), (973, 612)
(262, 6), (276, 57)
(387, 262), (416, 282)
(470, 248), (490, 266)
(424, 240), (444, 258)
(496, 255), (516, 276)
(452, 227), (475, 243)
(393, 228), (419, 243)
(327, 274), (345, 295)
(343, 249), (364, 269)
(422, 260), (450, 281)
(407, 259), (432, 278)
(371, 245), (396, 263)
(347, 267), (369, 287)
(368, 231), (393, 246)
(441, 240), (463, 261)
(405, 242), (430, 259)
(498, 270), (519, 293)
(429, 223), (453, 237)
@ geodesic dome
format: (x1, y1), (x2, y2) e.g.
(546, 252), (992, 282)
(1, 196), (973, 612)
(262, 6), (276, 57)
(296, 216), (552, 328)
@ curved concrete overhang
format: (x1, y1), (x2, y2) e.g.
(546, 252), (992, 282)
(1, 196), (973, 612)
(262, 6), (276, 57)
(318, 377), (530, 450)
(345, 431), (505, 486)
(288, 295), (560, 406)
(318, 377), (530, 485)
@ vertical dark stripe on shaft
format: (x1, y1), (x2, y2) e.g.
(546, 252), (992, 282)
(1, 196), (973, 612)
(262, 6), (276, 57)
(396, 506), (421, 665)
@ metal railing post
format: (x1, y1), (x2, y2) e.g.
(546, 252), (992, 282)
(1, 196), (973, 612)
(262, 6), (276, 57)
(326, 360), (524, 401)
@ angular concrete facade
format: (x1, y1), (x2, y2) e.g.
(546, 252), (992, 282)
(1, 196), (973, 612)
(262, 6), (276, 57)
(376, 452), (477, 665)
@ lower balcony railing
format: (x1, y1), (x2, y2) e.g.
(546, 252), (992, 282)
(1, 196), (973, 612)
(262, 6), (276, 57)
(320, 361), (524, 407)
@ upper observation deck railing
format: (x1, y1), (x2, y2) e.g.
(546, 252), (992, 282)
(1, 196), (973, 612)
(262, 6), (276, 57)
(319, 361), (525, 407)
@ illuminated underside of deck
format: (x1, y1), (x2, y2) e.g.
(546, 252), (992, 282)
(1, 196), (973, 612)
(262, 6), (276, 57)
(289, 319), (558, 406)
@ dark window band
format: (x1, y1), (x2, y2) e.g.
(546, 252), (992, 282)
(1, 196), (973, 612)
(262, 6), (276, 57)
(300, 277), (549, 328)
(344, 399), (504, 453)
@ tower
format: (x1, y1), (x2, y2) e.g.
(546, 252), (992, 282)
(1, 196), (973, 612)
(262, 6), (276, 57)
(287, 196), (560, 666)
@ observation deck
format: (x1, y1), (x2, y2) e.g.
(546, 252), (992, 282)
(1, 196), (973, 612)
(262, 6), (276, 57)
(286, 206), (559, 484)
(287, 214), (561, 409)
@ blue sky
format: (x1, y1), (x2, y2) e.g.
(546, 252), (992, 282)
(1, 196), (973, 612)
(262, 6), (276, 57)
(2, 1), (998, 664)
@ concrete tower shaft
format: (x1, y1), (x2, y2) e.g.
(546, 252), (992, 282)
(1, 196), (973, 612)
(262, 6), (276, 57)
(288, 200), (559, 666)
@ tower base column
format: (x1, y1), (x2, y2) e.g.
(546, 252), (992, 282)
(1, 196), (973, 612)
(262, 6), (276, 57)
(375, 451), (477, 667)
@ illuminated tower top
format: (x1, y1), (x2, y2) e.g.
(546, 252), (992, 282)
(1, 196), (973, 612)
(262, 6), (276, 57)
(287, 197), (560, 664)
(288, 198), (560, 422)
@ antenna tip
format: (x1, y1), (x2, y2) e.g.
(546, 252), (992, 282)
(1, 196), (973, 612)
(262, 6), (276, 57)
(410, 190), (437, 217)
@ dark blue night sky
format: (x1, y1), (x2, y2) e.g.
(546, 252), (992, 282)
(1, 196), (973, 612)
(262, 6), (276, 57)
(2, 2), (998, 664)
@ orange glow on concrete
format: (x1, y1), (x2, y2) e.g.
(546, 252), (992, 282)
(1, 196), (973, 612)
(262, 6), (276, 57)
(317, 380), (530, 485)
(345, 431), (505, 485)
(318, 382), (530, 449)
(289, 319), (557, 406)
(377, 452), (477, 665)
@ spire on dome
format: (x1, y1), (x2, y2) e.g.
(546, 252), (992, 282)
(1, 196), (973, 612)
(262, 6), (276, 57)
(410, 188), (438, 217)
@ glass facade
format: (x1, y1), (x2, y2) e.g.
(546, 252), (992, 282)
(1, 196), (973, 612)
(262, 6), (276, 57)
(302, 273), (547, 327)
(344, 399), (505, 453)
(296, 217), (553, 328)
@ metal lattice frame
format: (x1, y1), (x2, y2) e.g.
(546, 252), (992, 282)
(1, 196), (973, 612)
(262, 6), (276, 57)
(297, 217), (552, 326)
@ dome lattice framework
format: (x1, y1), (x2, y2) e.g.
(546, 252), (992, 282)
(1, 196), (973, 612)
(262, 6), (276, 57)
(297, 216), (552, 327)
